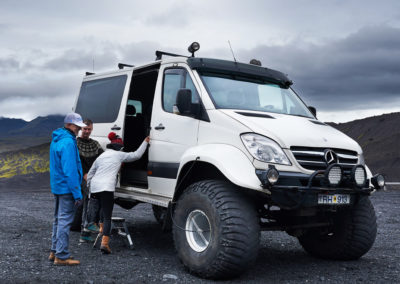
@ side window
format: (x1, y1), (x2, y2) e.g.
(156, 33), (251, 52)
(126, 99), (142, 117)
(184, 72), (200, 103)
(75, 75), (127, 123)
(163, 71), (182, 113)
(162, 68), (199, 113)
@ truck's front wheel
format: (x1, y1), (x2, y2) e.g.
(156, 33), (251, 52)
(298, 196), (377, 260)
(172, 180), (260, 279)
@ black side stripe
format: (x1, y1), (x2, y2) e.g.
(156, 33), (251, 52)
(148, 162), (180, 179)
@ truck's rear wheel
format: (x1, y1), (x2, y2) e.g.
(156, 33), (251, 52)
(172, 180), (260, 279)
(298, 196), (377, 260)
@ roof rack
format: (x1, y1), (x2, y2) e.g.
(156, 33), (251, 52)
(118, 63), (134, 69)
(85, 72), (95, 76)
(155, 50), (188, 61)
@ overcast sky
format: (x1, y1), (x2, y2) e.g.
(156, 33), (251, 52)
(1, 0), (399, 122)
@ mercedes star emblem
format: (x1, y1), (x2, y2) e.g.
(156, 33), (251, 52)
(324, 149), (339, 165)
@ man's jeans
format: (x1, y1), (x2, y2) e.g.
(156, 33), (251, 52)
(51, 194), (76, 260)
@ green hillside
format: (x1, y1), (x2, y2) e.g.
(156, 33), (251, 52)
(0, 143), (50, 178)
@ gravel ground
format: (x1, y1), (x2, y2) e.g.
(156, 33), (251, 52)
(0, 181), (399, 283)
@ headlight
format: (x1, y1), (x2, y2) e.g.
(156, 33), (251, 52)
(240, 133), (291, 165)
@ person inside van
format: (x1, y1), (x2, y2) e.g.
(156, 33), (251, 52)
(86, 134), (150, 254)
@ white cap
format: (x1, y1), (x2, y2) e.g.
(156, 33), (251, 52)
(64, 113), (87, 127)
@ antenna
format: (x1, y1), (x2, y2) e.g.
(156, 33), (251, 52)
(92, 57), (95, 72)
(228, 40), (237, 62)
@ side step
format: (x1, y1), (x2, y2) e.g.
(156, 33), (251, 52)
(115, 186), (171, 208)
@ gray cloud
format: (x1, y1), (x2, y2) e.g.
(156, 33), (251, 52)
(239, 25), (400, 112)
(0, 57), (20, 70)
(44, 48), (118, 72)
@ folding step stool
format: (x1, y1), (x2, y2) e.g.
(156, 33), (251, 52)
(93, 217), (134, 249)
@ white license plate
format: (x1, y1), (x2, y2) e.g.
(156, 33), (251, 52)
(318, 194), (350, 205)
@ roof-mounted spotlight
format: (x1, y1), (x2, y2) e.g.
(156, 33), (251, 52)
(188, 42), (200, 57)
(249, 59), (262, 66)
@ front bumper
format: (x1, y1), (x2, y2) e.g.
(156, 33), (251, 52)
(256, 168), (376, 209)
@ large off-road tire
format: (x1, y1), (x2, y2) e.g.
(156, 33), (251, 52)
(172, 180), (260, 279)
(70, 203), (83, 231)
(298, 196), (377, 260)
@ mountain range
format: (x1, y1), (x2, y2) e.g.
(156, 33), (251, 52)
(329, 112), (400, 182)
(0, 115), (64, 153)
(0, 112), (398, 181)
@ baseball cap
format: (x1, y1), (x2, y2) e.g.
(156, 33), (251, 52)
(64, 113), (87, 127)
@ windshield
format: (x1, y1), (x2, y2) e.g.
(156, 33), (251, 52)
(200, 73), (314, 118)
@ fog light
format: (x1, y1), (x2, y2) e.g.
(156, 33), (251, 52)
(267, 167), (279, 185)
(371, 174), (385, 190)
(325, 164), (342, 186)
(352, 165), (366, 187)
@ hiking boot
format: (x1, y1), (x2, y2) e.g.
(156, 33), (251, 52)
(99, 223), (104, 234)
(100, 235), (111, 254)
(54, 257), (80, 266)
(49, 252), (74, 261)
(87, 223), (100, 233)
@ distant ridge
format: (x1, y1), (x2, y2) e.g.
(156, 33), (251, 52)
(0, 115), (64, 153)
(5, 115), (64, 137)
(329, 112), (400, 181)
(0, 117), (28, 135)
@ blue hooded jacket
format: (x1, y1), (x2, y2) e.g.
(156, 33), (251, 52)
(50, 127), (83, 200)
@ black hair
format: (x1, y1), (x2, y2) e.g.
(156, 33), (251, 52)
(83, 119), (93, 126)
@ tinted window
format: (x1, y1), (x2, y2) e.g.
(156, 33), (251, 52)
(75, 75), (127, 123)
(127, 99), (142, 116)
(162, 69), (199, 113)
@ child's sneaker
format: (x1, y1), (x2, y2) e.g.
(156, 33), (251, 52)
(87, 223), (100, 233)
(79, 231), (94, 243)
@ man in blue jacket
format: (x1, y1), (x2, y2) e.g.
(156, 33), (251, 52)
(48, 113), (86, 266)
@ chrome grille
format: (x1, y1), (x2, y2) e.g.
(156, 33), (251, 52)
(290, 146), (359, 171)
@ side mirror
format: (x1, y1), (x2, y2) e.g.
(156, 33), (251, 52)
(308, 106), (317, 118)
(176, 89), (192, 115)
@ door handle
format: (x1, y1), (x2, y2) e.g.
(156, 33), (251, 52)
(111, 125), (121, 130)
(154, 123), (165, 130)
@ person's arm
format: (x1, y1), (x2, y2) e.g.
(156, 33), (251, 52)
(86, 159), (98, 188)
(121, 138), (149, 163)
(96, 141), (104, 156)
(60, 140), (83, 200)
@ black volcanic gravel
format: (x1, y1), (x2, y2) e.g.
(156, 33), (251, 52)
(0, 180), (399, 283)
